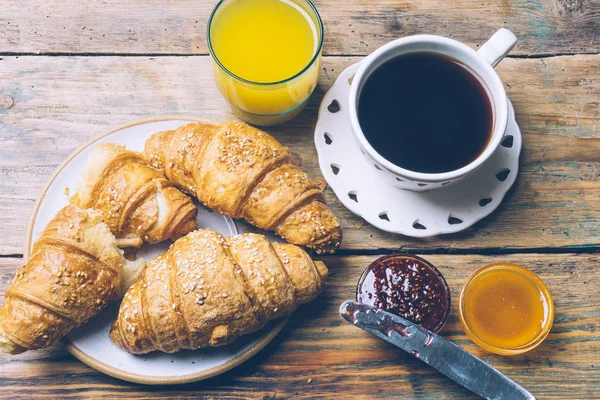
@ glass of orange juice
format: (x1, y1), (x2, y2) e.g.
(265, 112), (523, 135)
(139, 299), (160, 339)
(207, 0), (323, 126)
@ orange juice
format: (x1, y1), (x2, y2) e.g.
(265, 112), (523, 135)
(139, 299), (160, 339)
(208, 0), (323, 125)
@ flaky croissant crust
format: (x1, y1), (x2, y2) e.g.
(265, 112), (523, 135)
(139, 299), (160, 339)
(71, 143), (198, 248)
(110, 229), (328, 354)
(0, 205), (124, 354)
(144, 122), (342, 254)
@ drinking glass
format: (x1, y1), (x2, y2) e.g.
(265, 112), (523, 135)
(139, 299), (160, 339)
(207, 0), (324, 126)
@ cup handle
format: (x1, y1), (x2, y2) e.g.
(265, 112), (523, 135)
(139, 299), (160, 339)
(477, 28), (517, 67)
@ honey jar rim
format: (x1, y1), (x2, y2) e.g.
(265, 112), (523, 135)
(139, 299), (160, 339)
(458, 262), (555, 355)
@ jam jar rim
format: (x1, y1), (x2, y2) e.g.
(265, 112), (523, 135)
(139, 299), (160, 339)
(355, 254), (451, 333)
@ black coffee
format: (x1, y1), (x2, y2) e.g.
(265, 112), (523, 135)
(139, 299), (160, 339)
(357, 52), (493, 174)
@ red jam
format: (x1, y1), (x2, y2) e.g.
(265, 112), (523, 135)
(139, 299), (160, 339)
(356, 255), (451, 332)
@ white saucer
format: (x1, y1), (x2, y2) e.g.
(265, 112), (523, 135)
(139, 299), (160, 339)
(25, 116), (287, 384)
(314, 62), (522, 237)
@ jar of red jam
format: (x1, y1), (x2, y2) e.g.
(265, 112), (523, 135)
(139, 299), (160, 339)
(356, 255), (451, 333)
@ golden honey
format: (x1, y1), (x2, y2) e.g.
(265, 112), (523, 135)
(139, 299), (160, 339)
(459, 263), (554, 355)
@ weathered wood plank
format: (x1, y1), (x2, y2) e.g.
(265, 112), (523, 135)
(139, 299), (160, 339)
(1, 54), (599, 254)
(0, 253), (598, 399)
(0, 0), (599, 56)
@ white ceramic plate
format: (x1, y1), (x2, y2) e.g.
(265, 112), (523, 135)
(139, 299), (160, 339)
(24, 116), (288, 385)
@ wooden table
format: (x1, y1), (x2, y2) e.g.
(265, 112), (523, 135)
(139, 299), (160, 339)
(1, 0), (599, 398)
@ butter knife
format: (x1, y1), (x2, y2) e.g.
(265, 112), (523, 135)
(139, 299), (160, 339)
(340, 301), (535, 400)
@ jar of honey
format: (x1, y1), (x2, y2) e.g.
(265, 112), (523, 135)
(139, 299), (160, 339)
(459, 263), (554, 355)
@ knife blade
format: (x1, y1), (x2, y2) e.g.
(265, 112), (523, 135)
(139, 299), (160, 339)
(340, 301), (535, 400)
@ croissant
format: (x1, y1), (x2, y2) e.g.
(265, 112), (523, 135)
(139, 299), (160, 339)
(71, 143), (198, 248)
(0, 205), (143, 354)
(109, 228), (328, 354)
(144, 121), (342, 254)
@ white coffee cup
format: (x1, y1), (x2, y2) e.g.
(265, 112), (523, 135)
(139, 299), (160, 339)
(348, 28), (517, 191)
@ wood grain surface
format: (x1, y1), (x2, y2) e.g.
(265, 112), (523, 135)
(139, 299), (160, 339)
(1, 0), (599, 56)
(1, 54), (598, 254)
(1, 254), (598, 399)
(1, 0), (599, 398)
